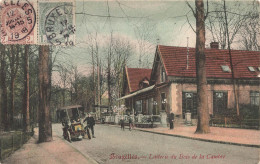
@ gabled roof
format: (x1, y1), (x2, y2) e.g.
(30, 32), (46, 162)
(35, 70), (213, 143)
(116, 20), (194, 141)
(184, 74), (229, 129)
(126, 67), (152, 92)
(156, 45), (260, 79)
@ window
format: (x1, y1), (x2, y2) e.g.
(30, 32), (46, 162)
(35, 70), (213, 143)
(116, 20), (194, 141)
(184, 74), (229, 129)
(148, 98), (154, 115)
(135, 100), (142, 114)
(182, 92), (197, 119)
(221, 65), (231, 72)
(161, 93), (166, 111)
(250, 91), (259, 106)
(213, 91), (227, 115)
(248, 66), (255, 72)
(161, 67), (166, 82)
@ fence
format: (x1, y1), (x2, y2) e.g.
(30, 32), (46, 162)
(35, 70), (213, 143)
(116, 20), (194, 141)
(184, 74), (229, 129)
(210, 117), (259, 129)
(0, 131), (33, 160)
(102, 114), (162, 128)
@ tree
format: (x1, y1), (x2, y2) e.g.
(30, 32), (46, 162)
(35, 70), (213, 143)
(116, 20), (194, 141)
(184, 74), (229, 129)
(188, 0), (210, 133)
(7, 45), (20, 127)
(134, 19), (157, 68)
(38, 45), (52, 142)
(56, 63), (71, 106)
(240, 1), (260, 51)
(0, 45), (8, 130)
(23, 45), (30, 132)
(206, 1), (247, 49)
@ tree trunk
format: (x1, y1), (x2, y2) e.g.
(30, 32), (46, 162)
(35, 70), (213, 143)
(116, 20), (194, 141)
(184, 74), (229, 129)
(9, 45), (15, 128)
(8, 45), (20, 129)
(10, 77), (15, 128)
(0, 46), (9, 131)
(195, 0), (210, 134)
(23, 45), (30, 132)
(38, 45), (52, 142)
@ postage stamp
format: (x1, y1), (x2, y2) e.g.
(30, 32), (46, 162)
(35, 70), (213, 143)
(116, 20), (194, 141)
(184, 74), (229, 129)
(0, 0), (37, 44)
(38, 0), (75, 46)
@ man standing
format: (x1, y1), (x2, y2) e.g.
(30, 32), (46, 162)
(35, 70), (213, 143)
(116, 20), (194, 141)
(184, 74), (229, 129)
(169, 112), (174, 130)
(120, 116), (125, 131)
(128, 115), (133, 131)
(84, 114), (96, 138)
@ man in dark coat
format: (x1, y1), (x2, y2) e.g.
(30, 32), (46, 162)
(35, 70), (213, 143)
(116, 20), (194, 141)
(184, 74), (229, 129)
(84, 114), (96, 138)
(169, 113), (174, 130)
(120, 116), (125, 131)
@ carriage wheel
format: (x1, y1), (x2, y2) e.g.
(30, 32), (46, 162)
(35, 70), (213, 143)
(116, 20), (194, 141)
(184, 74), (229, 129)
(67, 131), (71, 142)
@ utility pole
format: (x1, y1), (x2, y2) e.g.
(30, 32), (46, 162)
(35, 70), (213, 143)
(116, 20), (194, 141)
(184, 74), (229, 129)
(97, 46), (101, 120)
(223, 0), (239, 116)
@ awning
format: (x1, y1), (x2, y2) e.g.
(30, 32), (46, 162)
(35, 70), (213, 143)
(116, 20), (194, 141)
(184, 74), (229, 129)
(117, 85), (155, 101)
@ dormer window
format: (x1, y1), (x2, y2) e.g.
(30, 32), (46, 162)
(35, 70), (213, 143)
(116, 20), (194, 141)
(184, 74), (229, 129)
(161, 67), (166, 82)
(248, 66), (255, 72)
(221, 65), (231, 72)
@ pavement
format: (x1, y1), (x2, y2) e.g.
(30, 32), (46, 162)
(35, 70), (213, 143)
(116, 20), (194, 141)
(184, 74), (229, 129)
(2, 124), (260, 164)
(133, 125), (260, 148)
(2, 128), (97, 164)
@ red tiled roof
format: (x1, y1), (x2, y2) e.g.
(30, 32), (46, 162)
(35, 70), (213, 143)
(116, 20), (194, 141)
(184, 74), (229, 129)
(126, 67), (152, 92)
(158, 45), (260, 79)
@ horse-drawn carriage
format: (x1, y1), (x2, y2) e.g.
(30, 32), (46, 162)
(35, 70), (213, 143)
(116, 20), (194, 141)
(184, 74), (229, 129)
(57, 105), (91, 142)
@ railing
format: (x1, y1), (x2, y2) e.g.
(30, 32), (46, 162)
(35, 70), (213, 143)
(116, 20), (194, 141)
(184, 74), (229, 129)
(0, 131), (33, 160)
(102, 114), (162, 128)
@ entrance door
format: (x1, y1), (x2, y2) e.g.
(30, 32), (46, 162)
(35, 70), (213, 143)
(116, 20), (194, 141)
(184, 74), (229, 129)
(213, 92), (227, 116)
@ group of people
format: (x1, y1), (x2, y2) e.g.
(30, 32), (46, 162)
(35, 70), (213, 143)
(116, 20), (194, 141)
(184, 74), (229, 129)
(120, 116), (133, 131)
(119, 113), (175, 130)
(83, 112), (175, 138)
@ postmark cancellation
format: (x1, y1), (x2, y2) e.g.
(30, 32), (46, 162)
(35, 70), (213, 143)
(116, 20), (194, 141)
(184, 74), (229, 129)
(38, 0), (76, 46)
(0, 0), (75, 46)
(0, 0), (37, 44)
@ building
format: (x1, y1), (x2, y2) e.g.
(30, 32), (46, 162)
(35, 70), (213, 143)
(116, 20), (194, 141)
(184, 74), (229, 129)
(119, 43), (260, 123)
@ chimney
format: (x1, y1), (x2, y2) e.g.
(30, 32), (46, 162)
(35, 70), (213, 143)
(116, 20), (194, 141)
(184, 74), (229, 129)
(210, 42), (219, 49)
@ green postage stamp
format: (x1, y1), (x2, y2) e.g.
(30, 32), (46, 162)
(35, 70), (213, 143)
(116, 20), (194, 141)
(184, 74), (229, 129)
(38, 0), (76, 46)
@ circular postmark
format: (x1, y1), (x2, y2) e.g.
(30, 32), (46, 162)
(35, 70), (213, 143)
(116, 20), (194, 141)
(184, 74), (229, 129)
(44, 5), (75, 46)
(1, 0), (36, 42)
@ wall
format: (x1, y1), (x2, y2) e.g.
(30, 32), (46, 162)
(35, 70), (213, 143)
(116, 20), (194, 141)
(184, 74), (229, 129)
(170, 82), (259, 116)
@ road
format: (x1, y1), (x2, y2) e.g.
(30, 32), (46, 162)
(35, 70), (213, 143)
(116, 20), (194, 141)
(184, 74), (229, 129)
(53, 124), (259, 164)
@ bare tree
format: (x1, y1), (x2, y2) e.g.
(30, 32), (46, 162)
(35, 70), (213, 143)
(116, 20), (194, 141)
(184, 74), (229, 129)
(188, 0), (210, 133)
(38, 45), (52, 142)
(206, 1), (247, 49)
(134, 19), (157, 68)
(240, 0), (260, 51)
(56, 63), (72, 106)
(112, 36), (133, 104)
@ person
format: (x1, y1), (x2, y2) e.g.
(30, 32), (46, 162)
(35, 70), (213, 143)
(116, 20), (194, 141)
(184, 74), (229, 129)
(120, 116), (125, 130)
(129, 116), (133, 131)
(150, 115), (154, 128)
(84, 114), (96, 138)
(169, 112), (175, 130)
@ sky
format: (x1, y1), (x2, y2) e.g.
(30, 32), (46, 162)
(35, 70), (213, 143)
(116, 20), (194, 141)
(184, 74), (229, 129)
(52, 0), (257, 78)
(55, 0), (196, 77)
